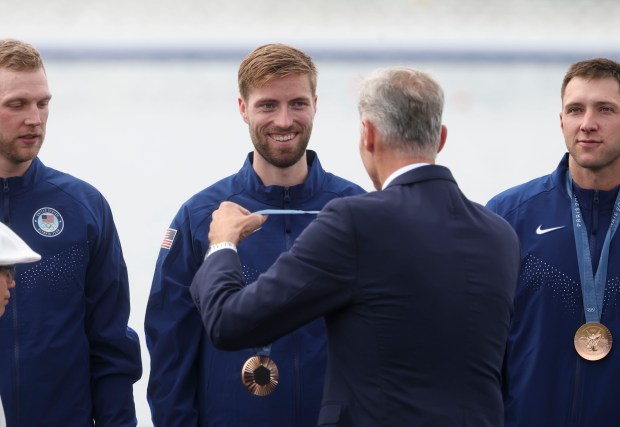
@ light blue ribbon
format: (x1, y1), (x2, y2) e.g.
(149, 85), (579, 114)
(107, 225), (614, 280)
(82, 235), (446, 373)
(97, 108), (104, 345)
(253, 209), (320, 215)
(567, 173), (620, 323)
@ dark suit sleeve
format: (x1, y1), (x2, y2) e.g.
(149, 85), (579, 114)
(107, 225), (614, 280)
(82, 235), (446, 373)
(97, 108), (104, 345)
(190, 198), (358, 350)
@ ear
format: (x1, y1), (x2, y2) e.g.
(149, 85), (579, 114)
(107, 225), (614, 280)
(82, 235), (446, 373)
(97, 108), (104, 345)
(559, 112), (564, 130)
(238, 97), (249, 123)
(361, 119), (376, 153)
(437, 125), (448, 154)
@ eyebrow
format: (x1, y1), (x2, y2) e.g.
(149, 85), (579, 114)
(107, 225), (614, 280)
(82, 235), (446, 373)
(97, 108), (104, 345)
(564, 99), (620, 108)
(253, 97), (278, 104)
(253, 94), (312, 103)
(3, 93), (52, 103)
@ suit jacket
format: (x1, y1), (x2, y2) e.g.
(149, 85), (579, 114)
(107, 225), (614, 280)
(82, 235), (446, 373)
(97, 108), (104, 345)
(191, 165), (520, 427)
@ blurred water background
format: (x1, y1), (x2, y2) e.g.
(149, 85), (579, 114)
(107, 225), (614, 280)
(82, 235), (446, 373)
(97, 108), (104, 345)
(3, 0), (620, 424)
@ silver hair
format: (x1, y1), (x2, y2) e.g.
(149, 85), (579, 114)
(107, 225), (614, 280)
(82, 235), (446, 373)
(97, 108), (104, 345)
(358, 67), (444, 158)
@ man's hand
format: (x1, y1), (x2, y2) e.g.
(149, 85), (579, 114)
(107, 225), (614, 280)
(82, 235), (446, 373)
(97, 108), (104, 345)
(209, 201), (268, 245)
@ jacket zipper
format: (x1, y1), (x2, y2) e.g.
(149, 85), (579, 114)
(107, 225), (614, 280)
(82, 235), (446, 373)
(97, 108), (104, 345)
(3, 179), (9, 225)
(282, 187), (301, 424)
(284, 188), (292, 249)
(590, 190), (599, 273)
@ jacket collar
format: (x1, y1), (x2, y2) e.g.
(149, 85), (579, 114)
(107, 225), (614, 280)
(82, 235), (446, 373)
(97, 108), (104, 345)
(552, 152), (620, 204)
(384, 164), (456, 189)
(237, 150), (326, 205)
(2, 157), (43, 194)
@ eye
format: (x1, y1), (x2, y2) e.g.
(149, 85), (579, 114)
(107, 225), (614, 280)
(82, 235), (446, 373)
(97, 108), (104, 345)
(600, 105), (614, 113)
(291, 100), (311, 110)
(7, 102), (23, 110)
(565, 106), (582, 114)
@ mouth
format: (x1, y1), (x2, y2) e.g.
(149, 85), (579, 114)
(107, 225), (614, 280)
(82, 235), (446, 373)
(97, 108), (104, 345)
(18, 134), (41, 144)
(577, 139), (602, 147)
(270, 132), (297, 143)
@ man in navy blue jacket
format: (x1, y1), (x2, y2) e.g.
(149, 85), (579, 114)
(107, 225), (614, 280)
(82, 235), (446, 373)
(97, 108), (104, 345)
(144, 44), (365, 426)
(0, 39), (142, 426)
(487, 58), (620, 426)
(190, 66), (521, 426)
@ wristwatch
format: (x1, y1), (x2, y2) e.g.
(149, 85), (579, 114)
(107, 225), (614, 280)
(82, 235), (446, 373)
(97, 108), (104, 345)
(205, 241), (237, 260)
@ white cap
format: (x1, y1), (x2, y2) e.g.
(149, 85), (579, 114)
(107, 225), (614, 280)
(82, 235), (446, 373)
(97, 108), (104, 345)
(0, 222), (41, 265)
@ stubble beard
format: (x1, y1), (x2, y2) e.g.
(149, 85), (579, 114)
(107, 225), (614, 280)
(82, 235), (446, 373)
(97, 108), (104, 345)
(250, 125), (311, 169)
(0, 131), (43, 166)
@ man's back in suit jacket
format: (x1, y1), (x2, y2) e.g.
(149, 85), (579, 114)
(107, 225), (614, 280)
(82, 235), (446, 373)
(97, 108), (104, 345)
(192, 164), (520, 427)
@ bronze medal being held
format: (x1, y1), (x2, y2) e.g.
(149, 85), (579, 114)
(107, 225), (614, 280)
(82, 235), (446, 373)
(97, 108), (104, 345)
(241, 355), (279, 396)
(574, 322), (613, 361)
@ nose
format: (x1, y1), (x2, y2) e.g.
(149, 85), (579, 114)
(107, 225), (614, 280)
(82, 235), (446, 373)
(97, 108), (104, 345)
(7, 279), (15, 289)
(273, 107), (294, 129)
(24, 104), (43, 127)
(580, 110), (598, 133)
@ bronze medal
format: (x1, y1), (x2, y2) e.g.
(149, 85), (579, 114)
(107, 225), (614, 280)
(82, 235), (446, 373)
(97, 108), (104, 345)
(574, 322), (613, 361)
(241, 355), (279, 396)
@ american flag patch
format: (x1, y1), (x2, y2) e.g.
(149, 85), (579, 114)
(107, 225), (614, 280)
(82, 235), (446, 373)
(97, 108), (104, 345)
(161, 228), (177, 249)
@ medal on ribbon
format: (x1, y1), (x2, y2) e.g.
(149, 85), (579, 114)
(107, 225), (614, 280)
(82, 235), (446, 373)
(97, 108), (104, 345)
(574, 322), (613, 361)
(241, 355), (279, 396)
(567, 174), (619, 361)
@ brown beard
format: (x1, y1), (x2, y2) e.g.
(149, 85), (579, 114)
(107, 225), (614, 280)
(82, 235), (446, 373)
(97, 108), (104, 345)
(249, 126), (311, 169)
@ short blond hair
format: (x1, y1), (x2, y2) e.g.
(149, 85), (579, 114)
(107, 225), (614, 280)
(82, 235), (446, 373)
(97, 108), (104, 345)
(238, 44), (317, 100)
(0, 39), (45, 72)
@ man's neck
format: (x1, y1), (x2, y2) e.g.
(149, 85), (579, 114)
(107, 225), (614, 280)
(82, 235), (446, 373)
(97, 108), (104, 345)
(252, 152), (308, 187)
(0, 158), (32, 179)
(569, 159), (620, 191)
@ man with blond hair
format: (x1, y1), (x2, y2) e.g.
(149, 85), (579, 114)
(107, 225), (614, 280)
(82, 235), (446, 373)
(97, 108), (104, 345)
(0, 38), (142, 426)
(144, 43), (365, 426)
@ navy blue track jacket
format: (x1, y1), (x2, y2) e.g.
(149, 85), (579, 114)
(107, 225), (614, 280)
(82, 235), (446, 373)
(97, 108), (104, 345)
(487, 153), (620, 427)
(145, 151), (365, 427)
(0, 157), (142, 426)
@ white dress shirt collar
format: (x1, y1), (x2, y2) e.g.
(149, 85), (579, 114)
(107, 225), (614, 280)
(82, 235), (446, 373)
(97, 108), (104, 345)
(382, 163), (430, 190)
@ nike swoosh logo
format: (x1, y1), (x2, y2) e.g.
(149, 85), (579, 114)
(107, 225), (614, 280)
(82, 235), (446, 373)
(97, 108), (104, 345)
(536, 225), (566, 235)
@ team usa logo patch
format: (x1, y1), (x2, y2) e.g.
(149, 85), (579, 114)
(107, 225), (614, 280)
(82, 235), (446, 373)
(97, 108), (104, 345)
(161, 228), (177, 250)
(33, 207), (64, 237)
